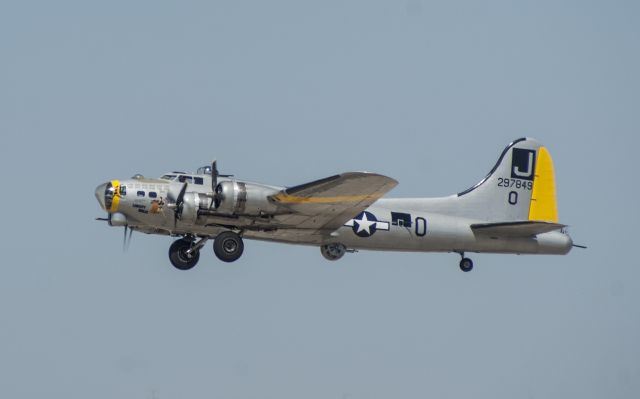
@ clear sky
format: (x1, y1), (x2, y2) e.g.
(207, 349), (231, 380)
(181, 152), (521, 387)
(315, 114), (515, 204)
(1, 1), (638, 398)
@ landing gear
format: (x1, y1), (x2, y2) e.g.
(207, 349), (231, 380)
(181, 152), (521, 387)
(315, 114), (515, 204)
(169, 238), (201, 270)
(213, 231), (244, 263)
(458, 253), (474, 272)
(320, 243), (347, 261)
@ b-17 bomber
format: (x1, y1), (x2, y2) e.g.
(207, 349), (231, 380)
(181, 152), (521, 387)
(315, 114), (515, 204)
(95, 138), (580, 272)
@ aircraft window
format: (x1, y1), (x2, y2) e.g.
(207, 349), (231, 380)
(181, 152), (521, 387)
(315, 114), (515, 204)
(197, 166), (211, 175)
(194, 177), (204, 185)
(149, 192), (157, 198)
(119, 186), (127, 196)
(105, 183), (115, 209)
(161, 174), (177, 180)
(178, 175), (193, 183)
(137, 191), (145, 197)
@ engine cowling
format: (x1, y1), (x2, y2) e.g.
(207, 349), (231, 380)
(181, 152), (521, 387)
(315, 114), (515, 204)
(214, 181), (279, 216)
(178, 192), (212, 224)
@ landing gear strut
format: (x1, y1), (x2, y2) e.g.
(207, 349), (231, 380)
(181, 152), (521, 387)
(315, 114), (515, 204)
(213, 231), (244, 263)
(458, 252), (474, 272)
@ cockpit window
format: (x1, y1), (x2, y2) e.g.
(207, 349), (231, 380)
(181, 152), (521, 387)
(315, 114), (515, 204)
(178, 175), (193, 183)
(160, 174), (177, 180)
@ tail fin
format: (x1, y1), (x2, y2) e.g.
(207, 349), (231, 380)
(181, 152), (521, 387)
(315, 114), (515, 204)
(456, 138), (559, 223)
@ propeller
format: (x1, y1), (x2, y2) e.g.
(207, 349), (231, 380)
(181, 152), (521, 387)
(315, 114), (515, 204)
(211, 160), (219, 192)
(167, 181), (188, 226)
(210, 160), (233, 209)
(211, 160), (222, 208)
(96, 213), (133, 252)
(123, 225), (133, 252)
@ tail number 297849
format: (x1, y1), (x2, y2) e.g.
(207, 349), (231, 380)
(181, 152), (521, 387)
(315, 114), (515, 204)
(497, 178), (532, 190)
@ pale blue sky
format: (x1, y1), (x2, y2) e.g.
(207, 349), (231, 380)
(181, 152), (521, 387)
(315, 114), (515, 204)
(1, 1), (638, 398)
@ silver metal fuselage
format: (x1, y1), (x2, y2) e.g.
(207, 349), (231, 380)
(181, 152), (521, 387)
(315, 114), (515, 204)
(96, 174), (572, 257)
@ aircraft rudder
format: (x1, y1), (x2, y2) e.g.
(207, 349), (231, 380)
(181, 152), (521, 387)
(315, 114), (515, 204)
(528, 145), (559, 223)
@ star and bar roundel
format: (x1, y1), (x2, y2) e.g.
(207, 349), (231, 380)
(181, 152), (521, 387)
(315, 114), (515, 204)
(344, 211), (390, 237)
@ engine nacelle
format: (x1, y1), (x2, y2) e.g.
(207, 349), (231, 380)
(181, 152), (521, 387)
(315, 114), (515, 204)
(108, 212), (128, 227)
(180, 192), (213, 224)
(214, 180), (279, 216)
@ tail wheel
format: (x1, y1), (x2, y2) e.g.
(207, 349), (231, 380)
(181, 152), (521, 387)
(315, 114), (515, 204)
(459, 257), (474, 272)
(169, 239), (200, 270)
(213, 231), (244, 262)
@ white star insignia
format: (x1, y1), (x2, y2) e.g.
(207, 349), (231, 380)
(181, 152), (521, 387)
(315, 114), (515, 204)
(355, 212), (376, 235)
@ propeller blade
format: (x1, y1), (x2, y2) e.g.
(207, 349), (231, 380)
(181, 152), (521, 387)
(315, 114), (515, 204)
(122, 225), (134, 252)
(167, 182), (187, 203)
(168, 182), (189, 228)
(211, 160), (218, 191)
(127, 227), (133, 250)
(176, 182), (188, 205)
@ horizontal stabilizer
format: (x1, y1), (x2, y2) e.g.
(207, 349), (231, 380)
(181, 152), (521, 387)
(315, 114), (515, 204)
(471, 221), (565, 238)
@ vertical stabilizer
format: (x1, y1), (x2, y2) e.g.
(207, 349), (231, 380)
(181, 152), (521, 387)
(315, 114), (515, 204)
(454, 138), (560, 223)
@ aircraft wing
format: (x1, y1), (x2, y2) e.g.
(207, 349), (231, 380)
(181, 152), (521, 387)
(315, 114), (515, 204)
(471, 221), (566, 237)
(269, 172), (398, 231)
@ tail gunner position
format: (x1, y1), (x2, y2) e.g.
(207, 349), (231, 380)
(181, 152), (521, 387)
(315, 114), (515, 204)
(95, 138), (579, 272)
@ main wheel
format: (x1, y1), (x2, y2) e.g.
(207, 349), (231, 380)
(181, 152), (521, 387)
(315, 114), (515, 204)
(213, 231), (244, 262)
(459, 257), (474, 272)
(169, 239), (200, 270)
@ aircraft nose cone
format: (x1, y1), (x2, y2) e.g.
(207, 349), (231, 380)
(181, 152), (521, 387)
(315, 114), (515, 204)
(95, 182), (108, 211)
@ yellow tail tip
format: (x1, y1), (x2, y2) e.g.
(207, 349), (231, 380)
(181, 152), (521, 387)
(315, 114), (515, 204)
(528, 146), (559, 223)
